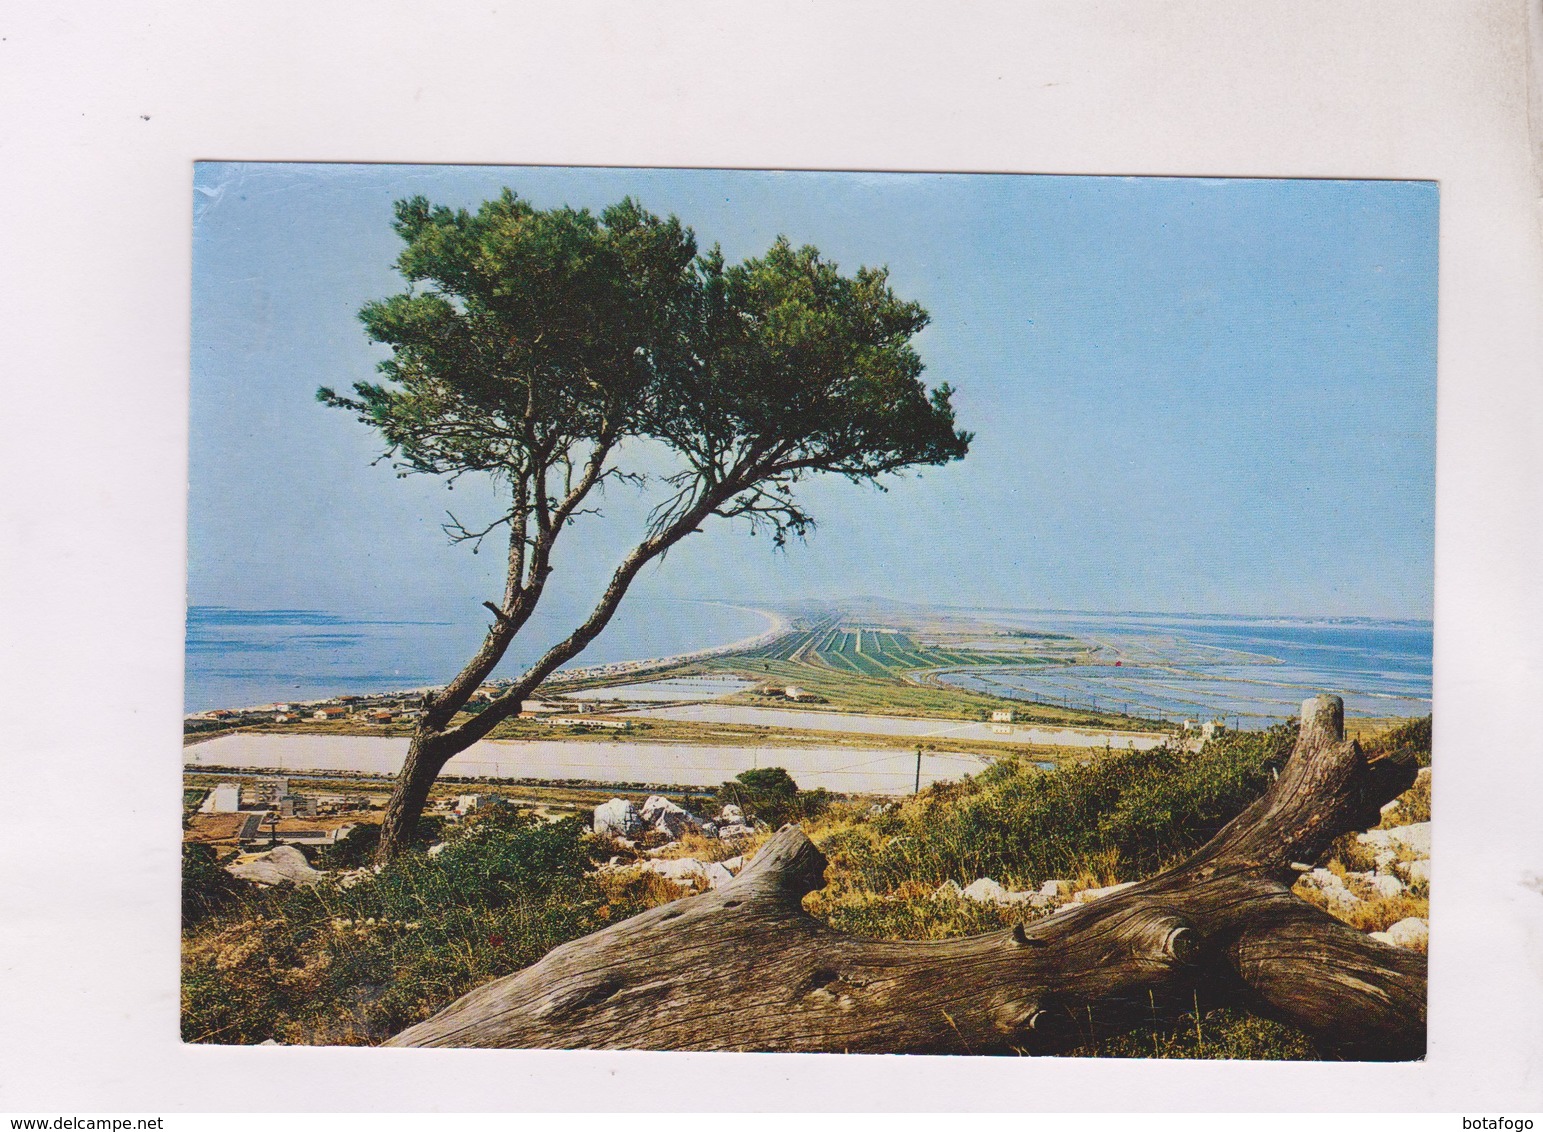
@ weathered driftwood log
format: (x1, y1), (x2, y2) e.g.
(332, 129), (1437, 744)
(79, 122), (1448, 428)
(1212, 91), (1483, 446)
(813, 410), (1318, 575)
(387, 694), (1425, 1058)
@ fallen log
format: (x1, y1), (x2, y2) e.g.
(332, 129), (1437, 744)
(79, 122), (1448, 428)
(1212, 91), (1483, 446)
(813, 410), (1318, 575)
(386, 694), (1425, 1058)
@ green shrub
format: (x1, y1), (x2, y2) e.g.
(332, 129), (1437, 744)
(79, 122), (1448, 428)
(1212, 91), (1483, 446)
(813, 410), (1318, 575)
(818, 726), (1295, 893)
(317, 815), (445, 869)
(182, 843), (252, 927)
(1370, 714), (1432, 768)
(716, 767), (832, 826)
(181, 813), (637, 1045)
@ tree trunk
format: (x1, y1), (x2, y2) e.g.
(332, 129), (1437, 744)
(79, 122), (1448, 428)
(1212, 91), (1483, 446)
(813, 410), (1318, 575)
(375, 729), (454, 864)
(384, 695), (1426, 1058)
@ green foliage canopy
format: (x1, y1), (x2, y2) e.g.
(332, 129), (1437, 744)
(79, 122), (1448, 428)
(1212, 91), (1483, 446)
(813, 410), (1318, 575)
(319, 190), (970, 550)
(716, 766), (833, 827)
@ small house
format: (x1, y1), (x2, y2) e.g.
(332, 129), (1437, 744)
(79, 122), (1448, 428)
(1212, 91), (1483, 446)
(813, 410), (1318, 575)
(990, 710), (1015, 723)
(454, 793), (504, 817)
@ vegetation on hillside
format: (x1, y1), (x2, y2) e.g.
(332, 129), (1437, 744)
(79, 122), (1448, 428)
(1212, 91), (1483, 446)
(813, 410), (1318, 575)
(182, 716), (1430, 1055)
(182, 808), (634, 1045)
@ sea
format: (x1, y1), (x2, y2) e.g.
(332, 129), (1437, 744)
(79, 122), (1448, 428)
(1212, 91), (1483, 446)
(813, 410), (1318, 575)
(184, 599), (773, 714)
(187, 601), (1432, 727)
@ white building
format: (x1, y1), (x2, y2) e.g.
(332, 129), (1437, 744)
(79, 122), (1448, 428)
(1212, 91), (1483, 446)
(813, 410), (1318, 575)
(454, 793), (504, 817)
(198, 783), (242, 813)
(990, 710), (1015, 723)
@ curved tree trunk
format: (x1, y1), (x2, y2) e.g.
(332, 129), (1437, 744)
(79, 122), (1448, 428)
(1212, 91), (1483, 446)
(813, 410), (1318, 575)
(385, 695), (1425, 1059)
(375, 730), (453, 861)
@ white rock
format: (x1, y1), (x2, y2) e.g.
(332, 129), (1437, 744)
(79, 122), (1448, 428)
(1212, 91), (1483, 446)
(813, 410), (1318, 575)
(593, 798), (645, 838)
(1380, 799), (1401, 815)
(721, 856), (744, 873)
(1367, 874), (1405, 899)
(1039, 880), (1068, 898)
(717, 823), (755, 840)
(641, 795), (705, 838)
(639, 857), (734, 889)
(226, 844), (323, 887)
(427, 842), (447, 857)
(957, 877), (1043, 906)
(653, 800), (707, 839)
(640, 795), (673, 823)
(1416, 766), (1432, 783)
(1385, 917), (1429, 948)
(1388, 822), (1432, 856)
(1073, 881), (1138, 905)
(1400, 859), (1431, 884)
(1298, 869), (1359, 908)
(1369, 931), (1395, 945)
(719, 804), (745, 824)
(1357, 822), (1431, 858)
(933, 879), (964, 900)
(1374, 850), (1398, 872)
(962, 878), (1008, 903)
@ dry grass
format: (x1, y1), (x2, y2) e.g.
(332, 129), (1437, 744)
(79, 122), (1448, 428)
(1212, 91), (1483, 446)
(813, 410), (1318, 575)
(1292, 877), (1428, 939)
(645, 828), (770, 864)
(591, 867), (692, 911)
(1378, 771), (1431, 827)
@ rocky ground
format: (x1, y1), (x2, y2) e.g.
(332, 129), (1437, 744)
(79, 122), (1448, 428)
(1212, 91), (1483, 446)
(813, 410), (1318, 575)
(567, 765), (1432, 954)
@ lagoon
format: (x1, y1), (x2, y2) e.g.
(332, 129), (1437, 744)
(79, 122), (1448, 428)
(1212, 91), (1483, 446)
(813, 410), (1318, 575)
(618, 703), (1168, 749)
(937, 611), (1432, 727)
(184, 732), (995, 795)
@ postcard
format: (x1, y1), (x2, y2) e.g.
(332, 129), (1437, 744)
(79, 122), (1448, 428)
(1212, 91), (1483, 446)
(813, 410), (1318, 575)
(182, 164), (1435, 1059)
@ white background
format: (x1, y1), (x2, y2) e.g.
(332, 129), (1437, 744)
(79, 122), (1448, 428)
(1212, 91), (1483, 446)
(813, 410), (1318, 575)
(2, 0), (1541, 1113)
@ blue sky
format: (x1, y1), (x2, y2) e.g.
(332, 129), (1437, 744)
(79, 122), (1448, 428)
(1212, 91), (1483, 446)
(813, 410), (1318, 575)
(189, 164), (1437, 625)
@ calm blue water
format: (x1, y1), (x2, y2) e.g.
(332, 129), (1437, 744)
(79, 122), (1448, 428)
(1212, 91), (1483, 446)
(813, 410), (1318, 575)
(185, 600), (771, 713)
(937, 610), (1432, 726)
(188, 602), (1432, 727)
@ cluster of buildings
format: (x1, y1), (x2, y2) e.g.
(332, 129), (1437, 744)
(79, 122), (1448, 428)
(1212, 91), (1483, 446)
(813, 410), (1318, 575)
(186, 684), (615, 732)
(193, 775), (370, 850)
(188, 693), (430, 728)
(751, 683), (824, 703)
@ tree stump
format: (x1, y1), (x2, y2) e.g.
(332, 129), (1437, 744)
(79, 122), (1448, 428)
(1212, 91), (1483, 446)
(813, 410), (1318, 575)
(386, 695), (1425, 1058)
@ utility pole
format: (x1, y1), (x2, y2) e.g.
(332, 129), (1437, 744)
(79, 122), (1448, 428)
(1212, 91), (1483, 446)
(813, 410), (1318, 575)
(914, 746), (923, 794)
